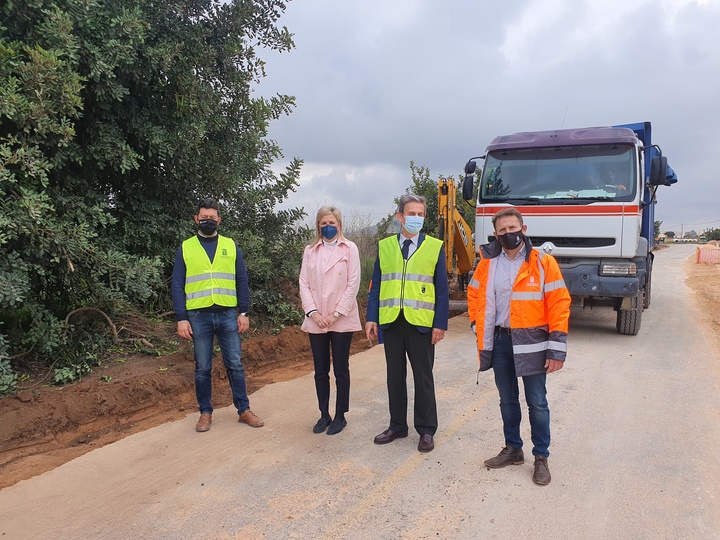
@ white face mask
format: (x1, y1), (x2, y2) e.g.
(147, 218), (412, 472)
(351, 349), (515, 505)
(403, 215), (424, 235)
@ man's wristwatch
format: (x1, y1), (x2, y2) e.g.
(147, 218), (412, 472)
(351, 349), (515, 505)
(333, 311), (341, 318)
(239, 312), (248, 317)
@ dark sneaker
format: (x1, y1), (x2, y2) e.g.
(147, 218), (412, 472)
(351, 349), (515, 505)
(533, 456), (551, 485)
(483, 446), (524, 468)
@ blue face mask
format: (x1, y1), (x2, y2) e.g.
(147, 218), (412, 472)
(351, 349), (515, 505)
(402, 215), (424, 235)
(321, 224), (338, 240)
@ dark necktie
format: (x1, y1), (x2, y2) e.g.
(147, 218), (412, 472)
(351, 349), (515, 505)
(401, 238), (412, 260)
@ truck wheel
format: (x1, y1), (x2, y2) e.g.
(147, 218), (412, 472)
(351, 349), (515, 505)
(643, 259), (653, 309)
(616, 290), (643, 335)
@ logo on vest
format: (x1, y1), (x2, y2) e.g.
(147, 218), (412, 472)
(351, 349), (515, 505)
(527, 276), (540, 288)
(221, 249), (228, 256)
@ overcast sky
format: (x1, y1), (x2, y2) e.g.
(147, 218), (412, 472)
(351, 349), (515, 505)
(259, 0), (719, 235)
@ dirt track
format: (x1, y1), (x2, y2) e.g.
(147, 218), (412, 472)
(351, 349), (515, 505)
(1, 244), (719, 539)
(0, 325), (375, 489)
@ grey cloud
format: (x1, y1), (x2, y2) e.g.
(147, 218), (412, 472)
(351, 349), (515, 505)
(263, 0), (720, 231)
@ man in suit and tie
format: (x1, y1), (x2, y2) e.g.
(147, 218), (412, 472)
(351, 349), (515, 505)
(366, 194), (450, 453)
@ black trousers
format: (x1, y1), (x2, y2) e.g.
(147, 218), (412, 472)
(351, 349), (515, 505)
(382, 312), (437, 436)
(309, 331), (353, 416)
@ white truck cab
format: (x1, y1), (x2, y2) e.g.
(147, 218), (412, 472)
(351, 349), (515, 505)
(463, 122), (677, 335)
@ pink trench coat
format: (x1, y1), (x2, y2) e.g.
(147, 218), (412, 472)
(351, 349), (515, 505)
(299, 238), (362, 334)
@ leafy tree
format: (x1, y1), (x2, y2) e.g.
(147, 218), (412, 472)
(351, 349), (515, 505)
(0, 0), (303, 390)
(377, 161), (476, 238)
(376, 162), (440, 237)
(703, 228), (720, 241)
(664, 231), (676, 238)
(375, 162), (478, 288)
(654, 221), (662, 238)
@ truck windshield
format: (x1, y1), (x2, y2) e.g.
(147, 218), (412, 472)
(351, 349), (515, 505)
(480, 144), (636, 202)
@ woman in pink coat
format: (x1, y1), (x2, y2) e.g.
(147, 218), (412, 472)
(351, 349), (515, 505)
(299, 206), (362, 435)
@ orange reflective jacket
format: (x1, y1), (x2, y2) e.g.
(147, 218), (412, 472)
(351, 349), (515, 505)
(467, 238), (571, 376)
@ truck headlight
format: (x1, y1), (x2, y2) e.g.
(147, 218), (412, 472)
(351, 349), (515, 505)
(600, 262), (637, 276)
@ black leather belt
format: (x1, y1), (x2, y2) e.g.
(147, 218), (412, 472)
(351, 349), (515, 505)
(494, 326), (512, 335)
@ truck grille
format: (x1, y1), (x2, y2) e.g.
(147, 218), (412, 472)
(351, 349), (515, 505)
(530, 237), (615, 248)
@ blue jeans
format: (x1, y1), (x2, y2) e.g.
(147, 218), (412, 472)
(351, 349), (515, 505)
(491, 332), (550, 457)
(188, 309), (250, 415)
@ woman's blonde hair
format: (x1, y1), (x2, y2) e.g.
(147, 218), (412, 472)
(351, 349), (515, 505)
(311, 206), (344, 245)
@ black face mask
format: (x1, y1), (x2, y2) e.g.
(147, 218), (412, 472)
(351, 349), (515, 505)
(198, 219), (219, 235)
(497, 230), (524, 250)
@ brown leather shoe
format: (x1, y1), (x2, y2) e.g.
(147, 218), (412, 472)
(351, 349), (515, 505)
(238, 409), (264, 427)
(483, 445), (524, 468)
(533, 456), (551, 485)
(195, 413), (212, 432)
(373, 429), (408, 444)
(418, 434), (434, 453)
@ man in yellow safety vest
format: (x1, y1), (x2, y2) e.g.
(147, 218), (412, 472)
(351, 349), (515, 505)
(171, 198), (264, 432)
(366, 194), (449, 453)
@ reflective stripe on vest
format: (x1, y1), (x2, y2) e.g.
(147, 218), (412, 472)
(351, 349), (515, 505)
(378, 235), (442, 327)
(470, 247), (570, 374)
(182, 235), (238, 310)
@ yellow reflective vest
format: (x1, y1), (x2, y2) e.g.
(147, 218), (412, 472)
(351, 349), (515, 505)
(378, 235), (442, 327)
(182, 235), (238, 310)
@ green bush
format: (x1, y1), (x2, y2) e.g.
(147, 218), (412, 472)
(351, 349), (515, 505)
(0, 0), (303, 388)
(0, 333), (16, 396)
(252, 289), (303, 331)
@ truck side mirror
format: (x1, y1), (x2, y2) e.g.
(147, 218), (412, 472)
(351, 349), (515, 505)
(462, 161), (477, 201)
(663, 164), (678, 186)
(649, 156), (667, 186)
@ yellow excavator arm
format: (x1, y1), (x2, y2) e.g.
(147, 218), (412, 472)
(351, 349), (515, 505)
(438, 177), (475, 289)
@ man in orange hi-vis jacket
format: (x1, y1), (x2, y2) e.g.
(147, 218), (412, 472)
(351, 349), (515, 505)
(467, 208), (571, 486)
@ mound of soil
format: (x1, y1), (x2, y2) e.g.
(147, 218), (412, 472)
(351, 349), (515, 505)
(0, 325), (373, 489)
